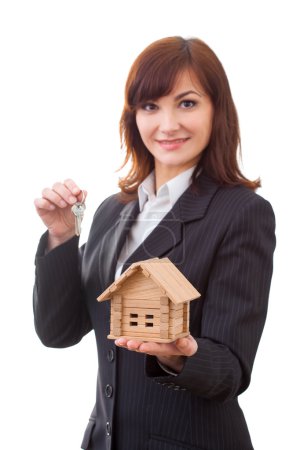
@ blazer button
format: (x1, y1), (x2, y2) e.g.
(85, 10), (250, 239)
(106, 421), (111, 436)
(105, 384), (113, 398)
(107, 349), (114, 362)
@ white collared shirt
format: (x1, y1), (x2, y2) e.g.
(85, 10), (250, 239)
(115, 166), (195, 279)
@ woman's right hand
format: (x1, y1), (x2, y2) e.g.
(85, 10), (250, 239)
(34, 178), (87, 251)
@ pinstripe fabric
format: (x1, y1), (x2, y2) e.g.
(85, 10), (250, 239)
(33, 172), (276, 450)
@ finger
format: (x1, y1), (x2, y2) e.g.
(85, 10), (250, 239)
(138, 342), (180, 356)
(126, 340), (144, 351)
(41, 187), (70, 208)
(138, 342), (163, 354)
(63, 180), (87, 204)
(79, 189), (88, 203)
(34, 198), (56, 212)
(64, 179), (82, 196)
(52, 182), (79, 205)
(115, 339), (143, 352)
(115, 338), (128, 347)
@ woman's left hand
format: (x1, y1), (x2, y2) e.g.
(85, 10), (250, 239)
(115, 335), (198, 374)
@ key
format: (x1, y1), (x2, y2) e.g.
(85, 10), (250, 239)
(71, 201), (86, 236)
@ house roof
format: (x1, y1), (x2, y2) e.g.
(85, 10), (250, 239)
(97, 257), (201, 305)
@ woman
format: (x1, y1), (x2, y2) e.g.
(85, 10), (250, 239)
(34, 36), (276, 450)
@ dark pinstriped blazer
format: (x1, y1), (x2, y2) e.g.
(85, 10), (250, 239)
(33, 172), (276, 450)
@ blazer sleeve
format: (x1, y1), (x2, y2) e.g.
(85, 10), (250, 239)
(33, 232), (92, 348)
(146, 195), (276, 402)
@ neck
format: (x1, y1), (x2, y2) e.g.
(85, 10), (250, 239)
(154, 163), (195, 191)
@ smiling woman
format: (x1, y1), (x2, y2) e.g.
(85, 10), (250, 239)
(33, 36), (276, 450)
(135, 71), (214, 188)
(119, 36), (260, 198)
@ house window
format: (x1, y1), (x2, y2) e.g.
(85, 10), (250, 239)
(145, 313), (154, 328)
(128, 313), (155, 328)
(130, 313), (138, 326)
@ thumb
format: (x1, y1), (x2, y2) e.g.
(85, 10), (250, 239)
(175, 336), (198, 356)
(79, 190), (88, 203)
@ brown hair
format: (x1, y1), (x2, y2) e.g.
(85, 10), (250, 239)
(119, 36), (260, 197)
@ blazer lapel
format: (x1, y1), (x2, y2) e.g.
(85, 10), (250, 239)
(179, 171), (220, 221)
(99, 199), (139, 289)
(122, 172), (220, 271)
(123, 205), (183, 269)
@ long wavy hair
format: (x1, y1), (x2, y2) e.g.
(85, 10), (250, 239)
(118, 36), (260, 198)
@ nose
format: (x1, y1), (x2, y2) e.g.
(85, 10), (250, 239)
(159, 110), (180, 135)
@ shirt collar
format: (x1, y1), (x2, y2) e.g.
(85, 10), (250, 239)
(138, 166), (196, 212)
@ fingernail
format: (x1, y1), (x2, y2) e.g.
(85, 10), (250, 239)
(60, 200), (67, 207)
(69, 196), (77, 203)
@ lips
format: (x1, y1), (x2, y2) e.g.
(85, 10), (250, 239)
(156, 137), (190, 151)
(157, 138), (189, 144)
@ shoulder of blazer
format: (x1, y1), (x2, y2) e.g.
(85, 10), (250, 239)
(199, 181), (276, 241)
(177, 171), (273, 224)
(211, 182), (274, 217)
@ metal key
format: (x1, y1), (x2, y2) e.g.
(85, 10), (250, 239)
(71, 201), (86, 236)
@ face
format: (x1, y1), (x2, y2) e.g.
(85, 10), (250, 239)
(135, 70), (214, 185)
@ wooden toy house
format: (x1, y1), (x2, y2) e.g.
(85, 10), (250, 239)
(97, 258), (201, 343)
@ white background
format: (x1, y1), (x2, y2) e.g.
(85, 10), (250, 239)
(1, 1), (299, 449)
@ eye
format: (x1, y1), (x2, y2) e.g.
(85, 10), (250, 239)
(180, 100), (197, 109)
(140, 102), (158, 112)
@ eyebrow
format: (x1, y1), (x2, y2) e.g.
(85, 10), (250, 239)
(175, 90), (204, 100)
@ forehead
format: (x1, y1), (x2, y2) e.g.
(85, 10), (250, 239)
(130, 63), (206, 106)
(169, 70), (204, 95)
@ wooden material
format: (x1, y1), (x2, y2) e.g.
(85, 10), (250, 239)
(97, 257), (201, 342)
